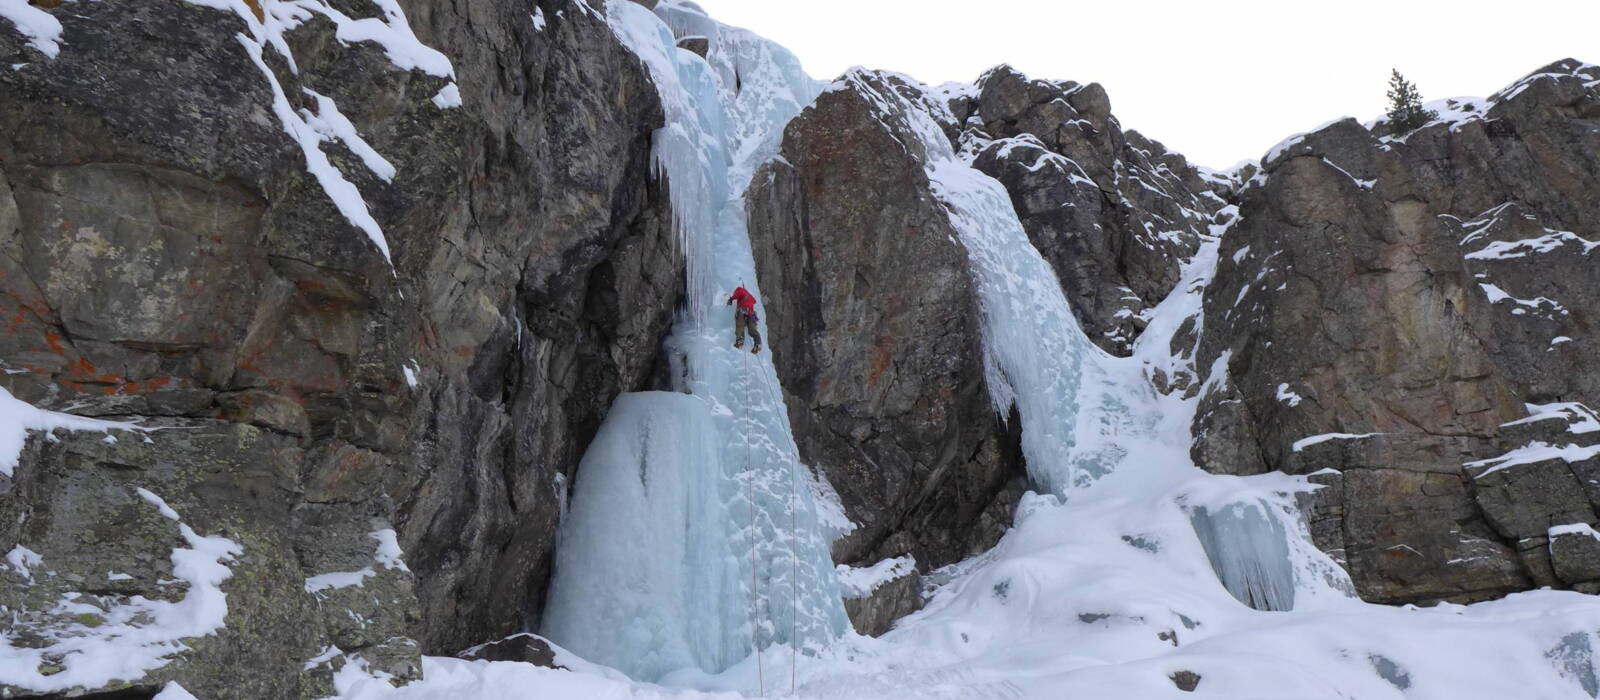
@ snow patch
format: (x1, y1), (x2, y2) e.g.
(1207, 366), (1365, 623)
(5, 545), (42, 582)
(181, 0), (458, 266)
(1262, 118), (1348, 164)
(370, 528), (411, 572)
(1292, 432), (1379, 452)
(1275, 383), (1303, 407)
(1550, 523), (1600, 541)
(305, 529), (412, 593)
(153, 681), (199, 700)
(0, 0), (62, 58)
(431, 82), (463, 109)
(1468, 441), (1600, 478)
(1, 386), (144, 478)
(236, 35), (393, 264)
(1506, 402), (1600, 435)
(1466, 229), (1598, 260)
(305, 567), (376, 593)
(1478, 282), (1568, 318)
(303, 89), (399, 182)
(837, 556), (915, 600)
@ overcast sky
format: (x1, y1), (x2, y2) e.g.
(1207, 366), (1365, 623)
(688, 0), (1600, 169)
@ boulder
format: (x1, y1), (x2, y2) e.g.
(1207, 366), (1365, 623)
(1338, 469), (1527, 603)
(841, 564), (923, 638)
(458, 633), (563, 668)
(1549, 525), (1600, 584)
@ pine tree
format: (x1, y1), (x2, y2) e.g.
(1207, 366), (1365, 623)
(1385, 69), (1436, 134)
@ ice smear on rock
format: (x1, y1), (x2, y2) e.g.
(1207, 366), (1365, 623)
(542, 0), (844, 684)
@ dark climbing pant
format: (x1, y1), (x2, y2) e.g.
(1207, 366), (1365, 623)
(735, 308), (761, 347)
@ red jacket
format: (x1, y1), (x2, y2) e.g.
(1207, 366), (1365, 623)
(729, 286), (757, 315)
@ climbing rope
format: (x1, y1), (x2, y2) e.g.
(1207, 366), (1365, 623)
(789, 419), (799, 695)
(739, 309), (802, 695)
(741, 348), (764, 697)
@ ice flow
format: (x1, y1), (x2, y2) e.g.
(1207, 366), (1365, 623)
(541, 0), (845, 682)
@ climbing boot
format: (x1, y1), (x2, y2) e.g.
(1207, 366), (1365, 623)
(734, 338), (744, 349)
(752, 343), (762, 355)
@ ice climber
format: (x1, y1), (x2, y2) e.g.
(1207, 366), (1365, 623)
(727, 285), (763, 354)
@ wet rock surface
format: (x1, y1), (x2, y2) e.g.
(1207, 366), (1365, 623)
(1192, 60), (1600, 604)
(1, 0), (679, 694)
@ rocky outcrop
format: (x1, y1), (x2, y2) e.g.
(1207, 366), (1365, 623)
(0, 0), (680, 694)
(748, 70), (1025, 630)
(952, 65), (1227, 354)
(1192, 60), (1600, 604)
(840, 564), (922, 638)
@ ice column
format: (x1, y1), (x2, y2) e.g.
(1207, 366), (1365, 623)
(541, 393), (746, 680)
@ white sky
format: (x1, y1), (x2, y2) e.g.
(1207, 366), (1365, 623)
(688, 0), (1600, 168)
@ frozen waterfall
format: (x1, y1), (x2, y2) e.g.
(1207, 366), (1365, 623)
(542, 0), (845, 682)
(540, 393), (745, 679)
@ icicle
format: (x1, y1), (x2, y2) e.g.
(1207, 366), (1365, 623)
(1186, 500), (1298, 611)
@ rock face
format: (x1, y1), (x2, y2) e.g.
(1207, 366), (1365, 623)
(1192, 60), (1600, 604)
(954, 65), (1227, 354)
(0, 0), (680, 694)
(748, 70), (1025, 625)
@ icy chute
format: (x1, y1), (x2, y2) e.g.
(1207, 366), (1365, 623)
(542, 1), (844, 682)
